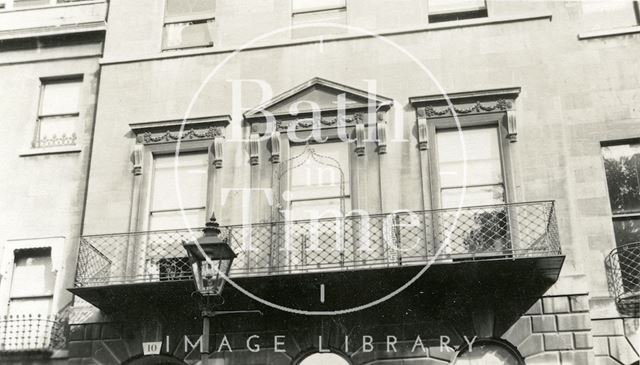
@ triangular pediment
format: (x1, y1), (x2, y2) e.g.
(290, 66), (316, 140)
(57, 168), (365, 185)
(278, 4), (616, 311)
(244, 77), (392, 120)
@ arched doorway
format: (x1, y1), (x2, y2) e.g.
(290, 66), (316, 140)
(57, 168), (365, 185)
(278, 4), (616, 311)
(454, 339), (524, 365)
(296, 351), (351, 365)
(122, 354), (188, 365)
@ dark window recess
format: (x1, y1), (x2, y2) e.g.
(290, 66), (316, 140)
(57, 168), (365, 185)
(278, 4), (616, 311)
(429, 8), (488, 23)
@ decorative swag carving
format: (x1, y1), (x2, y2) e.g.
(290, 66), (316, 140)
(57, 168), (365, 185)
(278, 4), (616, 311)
(410, 87), (521, 146)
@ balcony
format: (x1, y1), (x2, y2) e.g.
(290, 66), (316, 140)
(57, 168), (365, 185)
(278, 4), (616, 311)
(0, 314), (64, 354)
(71, 201), (564, 314)
(605, 242), (640, 316)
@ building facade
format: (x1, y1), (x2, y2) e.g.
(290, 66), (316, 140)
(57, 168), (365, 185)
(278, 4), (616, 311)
(1, 0), (639, 364)
(0, 0), (106, 363)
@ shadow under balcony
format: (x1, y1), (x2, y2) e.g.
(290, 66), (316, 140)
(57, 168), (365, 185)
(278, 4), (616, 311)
(70, 201), (564, 322)
(606, 241), (640, 316)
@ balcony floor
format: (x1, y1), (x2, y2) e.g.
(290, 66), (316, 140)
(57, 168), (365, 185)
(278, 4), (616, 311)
(69, 255), (564, 333)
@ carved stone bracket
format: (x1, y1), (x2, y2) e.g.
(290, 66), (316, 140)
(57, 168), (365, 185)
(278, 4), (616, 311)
(249, 133), (260, 166)
(210, 137), (224, 169)
(417, 109), (429, 151)
(506, 110), (517, 143)
(270, 131), (281, 163)
(376, 111), (388, 155)
(354, 122), (366, 157)
(131, 144), (143, 175)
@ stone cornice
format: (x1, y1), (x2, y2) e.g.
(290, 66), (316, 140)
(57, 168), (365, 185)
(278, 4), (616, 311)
(129, 115), (230, 145)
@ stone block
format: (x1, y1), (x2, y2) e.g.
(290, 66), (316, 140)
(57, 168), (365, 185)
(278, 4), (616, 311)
(526, 300), (543, 315)
(592, 319), (624, 336)
(608, 336), (640, 365)
(569, 295), (590, 312)
(574, 332), (593, 349)
(593, 337), (609, 356)
(525, 352), (561, 364)
(560, 350), (595, 365)
(557, 313), (591, 331)
(544, 297), (570, 314)
(519, 334), (544, 357)
(594, 356), (621, 365)
(532, 315), (557, 333)
(68, 341), (94, 358)
(544, 333), (574, 351)
(502, 317), (532, 347)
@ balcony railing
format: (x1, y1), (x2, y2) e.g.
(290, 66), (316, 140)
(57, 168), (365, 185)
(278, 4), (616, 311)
(605, 241), (640, 316)
(74, 201), (561, 288)
(0, 314), (64, 353)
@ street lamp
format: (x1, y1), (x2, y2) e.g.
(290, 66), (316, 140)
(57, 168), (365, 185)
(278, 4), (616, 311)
(183, 214), (236, 365)
(183, 214), (236, 296)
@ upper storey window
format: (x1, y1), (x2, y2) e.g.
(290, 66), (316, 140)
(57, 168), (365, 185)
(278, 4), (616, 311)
(33, 77), (82, 149)
(8, 248), (55, 316)
(428, 0), (488, 23)
(291, 0), (347, 38)
(0, 0), (90, 10)
(602, 142), (640, 245)
(581, 0), (639, 31)
(162, 0), (215, 51)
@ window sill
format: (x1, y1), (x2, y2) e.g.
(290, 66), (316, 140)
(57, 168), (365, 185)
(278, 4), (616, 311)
(19, 146), (82, 157)
(578, 25), (640, 40)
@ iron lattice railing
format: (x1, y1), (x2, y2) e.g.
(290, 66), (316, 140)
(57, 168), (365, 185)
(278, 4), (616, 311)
(74, 201), (561, 287)
(0, 314), (65, 353)
(605, 241), (640, 316)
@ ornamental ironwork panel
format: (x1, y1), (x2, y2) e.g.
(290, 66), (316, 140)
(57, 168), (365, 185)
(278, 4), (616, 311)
(605, 241), (640, 316)
(74, 201), (561, 287)
(0, 314), (64, 353)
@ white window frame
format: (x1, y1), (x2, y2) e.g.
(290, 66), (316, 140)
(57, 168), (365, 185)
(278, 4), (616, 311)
(427, 0), (488, 23)
(287, 141), (352, 220)
(33, 76), (83, 150)
(138, 141), (212, 233)
(162, 0), (216, 51)
(0, 0), (91, 10)
(0, 237), (65, 317)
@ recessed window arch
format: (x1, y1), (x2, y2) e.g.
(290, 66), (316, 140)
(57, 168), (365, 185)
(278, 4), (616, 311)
(454, 339), (524, 365)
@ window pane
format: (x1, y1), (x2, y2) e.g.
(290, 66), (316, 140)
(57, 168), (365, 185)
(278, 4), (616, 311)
(441, 185), (505, 209)
(163, 19), (214, 49)
(299, 353), (350, 365)
(149, 208), (206, 231)
(290, 198), (351, 220)
(13, 0), (50, 8)
(10, 249), (55, 298)
(290, 143), (349, 196)
(292, 0), (345, 13)
(613, 216), (640, 246)
(429, 0), (486, 14)
(165, 0), (215, 18)
(36, 115), (78, 147)
(602, 144), (640, 215)
(8, 297), (52, 315)
(582, 0), (637, 31)
(151, 153), (208, 211)
(437, 127), (503, 188)
(40, 80), (81, 115)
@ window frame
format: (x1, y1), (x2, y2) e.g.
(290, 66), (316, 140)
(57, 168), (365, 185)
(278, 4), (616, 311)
(427, 0), (488, 23)
(33, 75), (83, 149)
(601, 139), (640, 247)
(286, 139), (352, 221)
(0, 237), (65, 317)
(428, 112), (514, 210)
(138, 141), (212, 232)
(8, 248), (55, 315)
(0, 0), (92, 10)
(161, 0), (216, 51)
